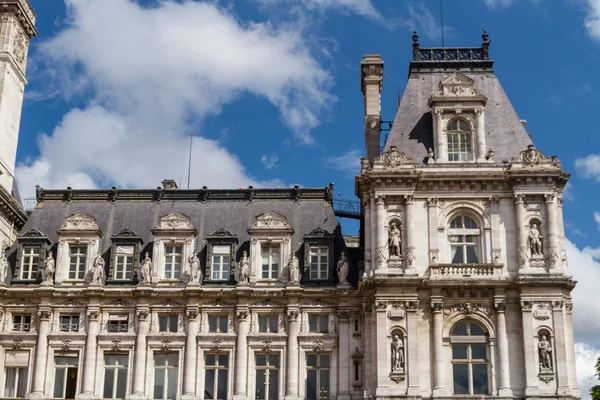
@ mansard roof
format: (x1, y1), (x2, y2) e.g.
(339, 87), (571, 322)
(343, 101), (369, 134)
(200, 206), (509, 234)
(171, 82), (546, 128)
(385, 32), (533, 164)
(15, 186), (341, 255)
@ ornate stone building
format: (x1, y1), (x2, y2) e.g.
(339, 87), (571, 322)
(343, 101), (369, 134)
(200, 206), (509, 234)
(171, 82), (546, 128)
(0, 2), (579, 400)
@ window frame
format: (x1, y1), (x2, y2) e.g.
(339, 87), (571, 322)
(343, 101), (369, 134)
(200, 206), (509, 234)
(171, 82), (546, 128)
(12, 315), (31, 332)
(255, 353), (280, 400)
(258, 315), (279, 334)
(103, 353), (129, 400)
(303, 228), (335, 285)
(204, 352), (229, 400)
(306, 353), (331, 400)
(211, 244), (232, 281)
(206, 229), (238, 284)
(52, 355), (79, 399)
(163, 245), (183, 280)
(448, 215), (481, 264)
(68, 245), (88, 281)
(107, 315), (129, 333)
(4, 351), (30, 399)
(308, 315), (329, 334)
(450, 320), (490, 395)
(60, 315), (80, 333)
(14, 229), (51, 284)
(207, 315), (229, 334)
(158, 315), (179, 333)
(446, 118), (474, 162)
(153, 352), (179, 400)
(260, 244), (280, 281)
(108, 228), (143, 284)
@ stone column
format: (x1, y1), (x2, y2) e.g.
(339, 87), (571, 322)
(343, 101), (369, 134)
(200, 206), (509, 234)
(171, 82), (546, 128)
(337, 311), (351, 399)
(404, 195), (415, 272)
(30, 308), (52, 398)
(80, 309), (100, 397)
(375, 301), (389, 389)
(521, 301), (537, 396)
(434, 110), (445, 162)
(545, 194), (560, 270)
(427, 198), (439, 265)
(406, 301), (420, 396)
(370, 194), (377, 276)
(490, 197), (502, 265)
(494, 301), (512, 396)
(552, 301), (570, 395)
(363, 302), (374, 396)
(514, 194), (528, 271)
(233, 308), (250, 399)
(182, 308), (199, 398)
(475, 109), (486, 161)
(431, 300), (446, 396)
(363, 200), (372, 277)
(131, 308), (150, 397)
(285, 308), (300, 400)
(564, 302), (579, 395)
(375, 195), (386, 270)
(557, 196), (566, 270)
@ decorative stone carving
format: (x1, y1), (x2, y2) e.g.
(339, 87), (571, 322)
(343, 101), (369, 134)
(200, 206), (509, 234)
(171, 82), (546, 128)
(188, 253), (202, 284)
(137, 310), (149, 321)
(518, 245), (529, 267)
(375, 301), (387, 311)
(0, 247), (8, 285)
(43, 252), (55, 285)
(520, 301), (534, 311)
(430, 73), (485, 99)
(406, 246), (415, 266)
(538, 335), (553, 372)
(551, 300), (564, 310)
(236, 310), (249, 320)
(139, 252), (152, 284)
(533, 304), (551, 320)
(391, 335), (405, 372)
(186, 310), (198, 320)
(387, 304), (405, 321)
(205, 299), (235, 307)
(38, 310), (52, 320)
(161, 338), (171, 351)
(12, 339), (22, 350)
(249, 211), (293, 232)
(154, 211), (195, 231)
(406, 300), (419, 311)
(211, 339), (222, 351)
(62, 339), (71, 351)
(429, 250), (439, 264)
(154, 299), (184, 307)
(444, 303), (492, 316)
(376, 246), (386, 266)
(59, 211), (100, 231)
(198, 186), (209, 203)
(262, 340), (273, 352)
(388, 222), (402, 257)
(548, 247), (560, 268)
(377, 146), (413, 168)
(91, 252), (105, 284)
(292, 185), (300, 202)
(529, 224), (543, 257)
(312, 339), (325, 352)
(286, 254), (299, 286)
(111, 339), (121, 351)
(337, 252), (349, 286)
(512, 144), (552, 166)
(337, 310), (350, 320)
(492, 249), (501, 264)
(87, 310), (100, 321)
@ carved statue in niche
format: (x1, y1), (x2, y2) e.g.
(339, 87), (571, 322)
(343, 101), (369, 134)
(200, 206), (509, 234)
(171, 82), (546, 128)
(538, 335), (553, 371)
(236, 251), (250, 285)
(388, 222), (402, 257)
(139, 252), (152, 284)
(287, 254), (299, 285)
(391, 334), (405, 372)
(0, 247), (7, 285)
(91, 252), (104, 284)
(43, 252), (55, 284)
(529, 223), (543, 257)
(337, 252), (349, 285)
(189, 253), (201, 284)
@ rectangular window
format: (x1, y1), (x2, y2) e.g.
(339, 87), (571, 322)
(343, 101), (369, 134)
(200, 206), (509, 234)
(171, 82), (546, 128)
(261, 245), (279, 280)
(20, 247), (40, 280)
(158, 315), (178, 333)
(353, 360), (360, 383)
(258, 315), (278, 333)
(308, 315), (329, 333)
(103, 354), (128, 399)
(60, 315), (80, 332)
(211, 245), (231, 281)
(309, 246), (328, 280)
(12, 315), (31, 332)
(4, 351), (29, 398)
(69, 245), (87, 280)
(306, 353), (330, 400)
(255, 353), (279, 400)
(153, 353), (178, 400)
(204, 353), (228, 400)
(354, 319), (360, 333)
(114, 246), (134, 280)
(208, 315), (228, 333)
(164, 245), (182, 280)
(53, 356), (78, 399)
(108, 315), (128, 333)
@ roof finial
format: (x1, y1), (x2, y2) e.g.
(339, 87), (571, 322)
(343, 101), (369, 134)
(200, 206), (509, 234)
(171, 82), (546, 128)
(412, 31), (420, 61)
(482, 29), (490, 45)
(412, 31), (419, 44)
(482, 30), (490, 59)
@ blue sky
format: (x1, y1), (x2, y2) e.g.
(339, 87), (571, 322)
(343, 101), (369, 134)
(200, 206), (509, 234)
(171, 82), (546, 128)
(16, 0), (600, 396)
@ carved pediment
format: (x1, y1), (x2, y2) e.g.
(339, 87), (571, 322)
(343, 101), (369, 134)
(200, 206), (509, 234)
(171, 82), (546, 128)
(305, 227), (332, 238)
(248, 211), (293, 233)
(429, 72), (487, 102)
(153, 211), (195, 232)
(208, 228), (236, 238)
(510, 144), (560, 169)
(19, 229), (47, 239)
(59, 212), (101, 233)
(373, 146), (414, 169)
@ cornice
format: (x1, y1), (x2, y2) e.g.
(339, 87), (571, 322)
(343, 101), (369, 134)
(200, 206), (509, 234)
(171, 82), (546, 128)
(0, 1), (37, 38)
(0, 184), (26, 231)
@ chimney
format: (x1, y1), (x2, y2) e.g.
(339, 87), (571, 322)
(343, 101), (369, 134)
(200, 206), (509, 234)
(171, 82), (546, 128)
(161, 179), (178, 189)
(361, 54), (384, 162)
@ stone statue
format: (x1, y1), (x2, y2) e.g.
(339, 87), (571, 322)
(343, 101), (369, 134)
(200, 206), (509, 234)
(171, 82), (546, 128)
(529, 224), (543, 256)
(237, 251), (250, 285)
(337, 251), (349, 284)
(139, 252), (152, 284)
(538, 335), (553, 371)
(388, 222), (401, 257)
(91, 251), (104, 284)
(189, 253), (201, 283)
(0, 247), (8, 285)
(44, 252), (55, 284)
(288, 254), (299, 285)
(391, 334), (405, 372)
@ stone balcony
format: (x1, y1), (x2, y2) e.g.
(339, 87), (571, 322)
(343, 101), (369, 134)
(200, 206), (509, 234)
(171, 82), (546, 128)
(429, 263), (504, 280)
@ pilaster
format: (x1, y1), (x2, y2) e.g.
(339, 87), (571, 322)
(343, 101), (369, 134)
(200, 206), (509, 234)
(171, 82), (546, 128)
(28, 306), (51, 399)
(431, 297), (446, 397)
(375, 195), (386, 271)
(552, 301), (570, 395)
(181, 307), (199, 399)
(521, 300), (538, 396)
(233, 307), (249, 400)
(77, 306), (100, 399)
(285, 306), (300, 400)
(337, 310), (351, 400)
(494, 297), (512, 396)
(128, 306), (149, 400)
(404, 195), (416, 274)
(545, 194), (560, 271)
(406, 300), (420, 396)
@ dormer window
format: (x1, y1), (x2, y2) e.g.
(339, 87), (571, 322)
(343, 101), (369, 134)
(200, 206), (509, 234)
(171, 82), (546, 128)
(447, 119), (473, 162)
(14, 229), (51, 283)
(151, 212), (197, 283)
(109, 228), (143, 284)
(303, 227), (335, 285)
(68, 246), (87, 280)
(206, 229), (237, 284)
(20, 247), (40, 280)
(261, 245), (280, 280)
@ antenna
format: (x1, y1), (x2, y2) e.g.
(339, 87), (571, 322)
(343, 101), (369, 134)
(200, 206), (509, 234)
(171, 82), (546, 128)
(187, 132), (193, 189)
(440, 0), (445, 48)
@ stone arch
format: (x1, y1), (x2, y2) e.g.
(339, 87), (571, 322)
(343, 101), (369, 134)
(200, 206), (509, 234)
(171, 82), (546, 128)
(443, 311), (495, 339)
(437, 201), (489, 230)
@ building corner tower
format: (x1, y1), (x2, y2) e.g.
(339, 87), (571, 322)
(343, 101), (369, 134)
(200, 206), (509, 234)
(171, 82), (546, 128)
(0, 0), (36, 249)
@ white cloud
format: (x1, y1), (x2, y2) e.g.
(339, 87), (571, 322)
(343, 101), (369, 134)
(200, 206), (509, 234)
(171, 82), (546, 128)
(482, 0), (516, 7)
(254, 0), (383, 21)
(585, 0), (600, 40)
(575, 343), (600, 400)
(324, 149), (362, 176)
(563, 181), (574, 201)
(576, 154), (600, 182)
(17, 0), (334, 198)
(595, 212), (600, 230)
(260, 153), (279, 170)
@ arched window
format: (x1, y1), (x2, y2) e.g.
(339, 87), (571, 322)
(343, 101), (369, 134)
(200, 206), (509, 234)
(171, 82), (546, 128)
(447, 119), (473, 161)
(451, 321), (489, 395)
(448, 215), (480, 264)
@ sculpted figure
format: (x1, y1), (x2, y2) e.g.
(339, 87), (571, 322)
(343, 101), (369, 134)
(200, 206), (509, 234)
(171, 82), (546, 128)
(237, 251), (250, 284)
(139, 252), (152, 284)
(388, 222), (402, 257)
(391, 334), (405, 371)
(538, 335), (553, 371)
(288, 254), (299, 285)
(44, 252), (55, 284)
(529, 224), (543, 256)
(337, 251), (349, 284)
(189, 253), (201, 283)
(0, 247), (8, 285)
(91, 251), (104, 284)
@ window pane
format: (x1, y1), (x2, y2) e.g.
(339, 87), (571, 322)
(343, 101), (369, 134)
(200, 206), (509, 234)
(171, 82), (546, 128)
(217, 369), (228, 400)
(213, 245), (230, 254)
(258, 316), (267, 333)
(452, 344), (468, 360)
(469, 322), (485, 336)
(320, 354), (330, 368)
(167, 368), (177, 400)
(306, 369), (317, 400)
(453, 364), (469, 394)
(205, 354), (216, 366)
(471, 344), (487, 360)
(116, 368), (127, 399)
(159, 316), (167, 332)
(466, 246), (479, 263)
(256, 354), (267, 367)
(306, 354), (317, 368)
(451, 246), (464, 264)
(319, 369), (330, 399)
(218, 354), (228, 367)
(319, 316), (329, 333)
(268, 369), (279, 400)
(255, 369), (265, 400)
(5, 368), (16, 397)
(103, 369), (114, 399)
(308, 316), (317, 332)
(472, 364), (489, 394)
(167, 353), (178, 367)
(219, 316), (228, 333)
(153, 369), (164, 399)
(204, 369), (215, 399)
(208, 317), (217, 333)
(53, 368), (65, 398)
(269, 316), (278, 333)
(155, 354), (166, 366)
(452, 322), (467, 336)
(169, 316), (178, 332)
(269, 354), (280, 368)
